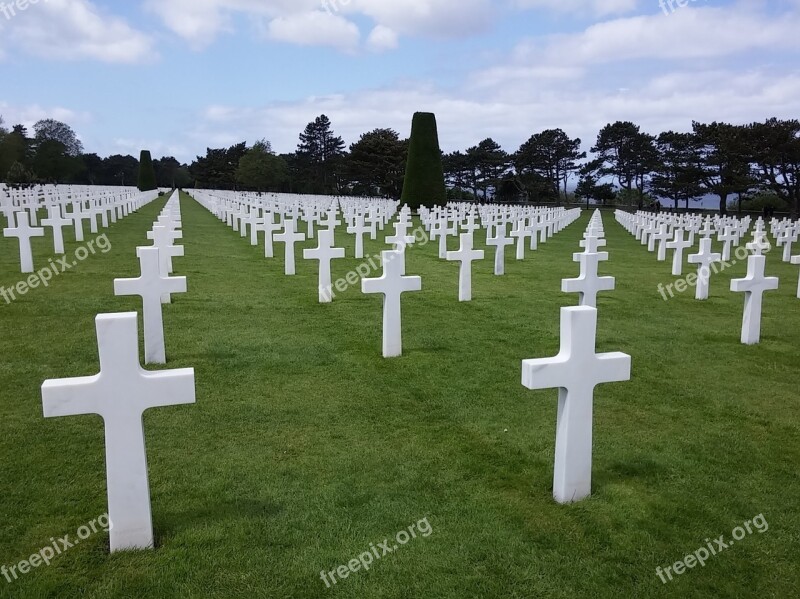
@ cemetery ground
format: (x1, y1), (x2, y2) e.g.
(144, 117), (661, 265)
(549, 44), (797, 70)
(1, 192), (798, 598)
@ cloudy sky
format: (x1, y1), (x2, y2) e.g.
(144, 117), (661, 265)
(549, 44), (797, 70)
(0, 0), (798, 163)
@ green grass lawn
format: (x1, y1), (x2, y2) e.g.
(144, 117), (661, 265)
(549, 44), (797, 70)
(0, 193), (798, 598)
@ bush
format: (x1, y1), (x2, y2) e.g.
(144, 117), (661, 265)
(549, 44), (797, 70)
(400, 112), (447, 209)
(137, 150), (157, 191)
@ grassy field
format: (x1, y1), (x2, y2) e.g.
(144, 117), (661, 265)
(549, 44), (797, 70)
(0, 192), (798, 598)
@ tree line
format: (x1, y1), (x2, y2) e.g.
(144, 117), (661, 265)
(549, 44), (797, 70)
(2, 114), (798, 216)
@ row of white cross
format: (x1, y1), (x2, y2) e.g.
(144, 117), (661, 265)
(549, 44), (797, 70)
(191, 190), (582, 357)
(522, 211), (631, 504)
(617, 210), (798, 344)
(40, 191), (196, 553)
(1, 187), (162, 273)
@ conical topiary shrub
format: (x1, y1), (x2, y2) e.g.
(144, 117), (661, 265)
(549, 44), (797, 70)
(400, 112), (447, 210)
(137, 150), (157, 191)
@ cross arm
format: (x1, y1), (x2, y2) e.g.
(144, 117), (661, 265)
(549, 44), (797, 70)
(42, 375), (103, 417)
(139, 367), (196, 411)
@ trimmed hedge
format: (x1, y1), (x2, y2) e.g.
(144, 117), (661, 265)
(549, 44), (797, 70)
(137, 150), (157, 191)
(400, 112), (447, 209)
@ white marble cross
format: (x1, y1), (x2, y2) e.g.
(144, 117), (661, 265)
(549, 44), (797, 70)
(779, 228), (797, 263)
(304, 229), (345, 303)
(486, 224), (513, 276)
(791, 255), (800, 299)
(522, 306), (631, 504)
(666, 228), (692, 276)
(688, 238), (722, 300)
(562, 253), (615, 308)
(730, 255), (779, 344)
(361, 250), (421, 358)
(719, 226), (737, 262)
(41, 206), (71, 255)
(3, 211), (45, 273)
(147, 226), (184, 276)
(114, 247), (187, 364)
(510, 224), (530, 261)
(446, 233), (484, 301)
(69, 202), (88, 242)
(259, 212), (281, 259)
(41, 312), (195, 552)
(348, 215), (371, 259)
(274, 219), (306, 276)
(579, 235), (606, 254)
(653, 224), (671, 261)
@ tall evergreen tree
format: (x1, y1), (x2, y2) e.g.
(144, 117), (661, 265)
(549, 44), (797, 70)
(401, 112), (447, 209)
(137, 150), (157, 191)
(296, 114), (346, 194)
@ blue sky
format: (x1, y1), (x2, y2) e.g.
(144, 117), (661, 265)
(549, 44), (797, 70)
(1, 0), (799, 163)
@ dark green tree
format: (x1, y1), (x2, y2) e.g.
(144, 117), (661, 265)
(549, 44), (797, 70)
(515, 129), (585, 204)
(589, 121), (657, 208)
(345, 128), (407, 197)
(692, 121), (753, 216)
(296, 115), (346, 194)
(99, 154), (139, 186)
(747, 118), (800, 218)
(137, 150), (157, 191)
(190, 142), (248, 189)
(0, 124), (31, 179)
(236, 140), (289, 192)
(575, 174), (616, 206)
(33, 119), (83, 156)
(401, 112), (447, 209)
(464, 138), (509, 201)
(650, 131), (705, 209)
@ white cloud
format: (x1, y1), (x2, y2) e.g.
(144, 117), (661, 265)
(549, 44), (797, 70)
(0, 0), (155, 63)
(512, 0), (639, 17)
(518, 6), (800, 66)
(0, 102), (91, 132)
(181, 65), (800, 163)
(146, 0), (495, 50)
(366, 25), (399, 52)
(265, 11), (360, 51)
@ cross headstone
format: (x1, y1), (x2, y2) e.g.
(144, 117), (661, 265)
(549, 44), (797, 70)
(510, 224), (530, 261)
(486, 224), (513, 276)
(41, 205), (71, 255)
(361, 250), (421, 358)
(687, 238), (722, 300)
(791, 255), (800, 299)
(719, 226), (737, 262)
(562, 253), (615, 308)
(348, 214), (370, 260)
(114, 247), (187, 364)
(259, 212), (281, 259)
(274, 219), (306, 276)
(41, 312), (195, 552)
(730, 255), (779, 344)
(521, 306), (631, 504)
(446, 233), (484, 301)
(3, 211), (45, 273)
(666, 228), (692, 276)
(303, 229), (345, 303)
(653, 224), (671, 261)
